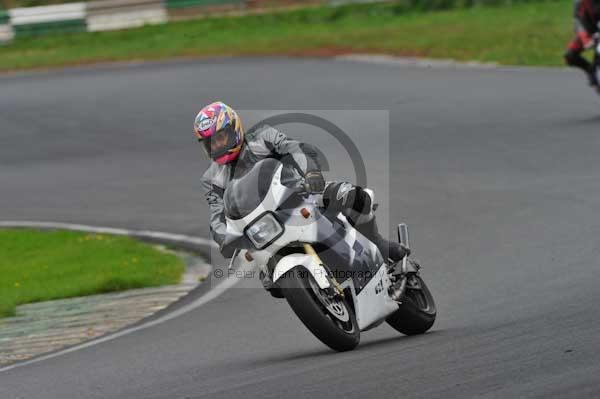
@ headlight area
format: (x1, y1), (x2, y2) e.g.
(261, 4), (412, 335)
(244, 212), (284, 250)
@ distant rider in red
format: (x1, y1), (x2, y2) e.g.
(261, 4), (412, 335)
(565, 0), (600, 88)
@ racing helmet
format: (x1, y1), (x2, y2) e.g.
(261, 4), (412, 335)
(194, 102), (244, 165)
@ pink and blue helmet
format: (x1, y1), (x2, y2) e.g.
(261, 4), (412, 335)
(194, 102), (244, 165)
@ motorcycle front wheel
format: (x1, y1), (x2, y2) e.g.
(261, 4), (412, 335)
(386, 274), (436, 335)
(279, 267), (360, 352)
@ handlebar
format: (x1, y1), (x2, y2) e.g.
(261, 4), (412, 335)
(296, 184), (325, 207)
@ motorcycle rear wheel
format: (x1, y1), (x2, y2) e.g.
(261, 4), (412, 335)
(386, 275), (436, 335)
(280, 267), (360, 352)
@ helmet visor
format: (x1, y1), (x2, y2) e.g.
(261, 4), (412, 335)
(200, 124), (239, 160)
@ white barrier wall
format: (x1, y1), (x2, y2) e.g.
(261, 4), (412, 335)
(9, 3), (86, 25)
(87, 9), (166, 31)
(1, 0), (389, 43)
(0, 23), (14, 42)
(87, 0), (167, 32)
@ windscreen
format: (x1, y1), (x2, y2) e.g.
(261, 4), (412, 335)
(224, 158), (291, 220)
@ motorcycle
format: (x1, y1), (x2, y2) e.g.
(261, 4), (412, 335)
(595, 36), (600, 94)
(221, 158), (436, 352)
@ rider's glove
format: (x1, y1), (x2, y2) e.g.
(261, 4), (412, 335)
(305, 170), (326, 193)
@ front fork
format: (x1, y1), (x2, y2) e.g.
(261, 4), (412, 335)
(303, 243), (345, 298)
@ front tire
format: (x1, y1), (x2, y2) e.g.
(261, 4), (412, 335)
(279, 267), (360, 352)
(386, 275), (436, 335)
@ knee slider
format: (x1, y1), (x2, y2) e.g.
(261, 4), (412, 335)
(350, 186), (373, 215)
(323, 182), (375, 217)
(323, 182), (355, 213)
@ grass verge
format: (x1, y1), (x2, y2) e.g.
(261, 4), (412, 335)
(0, 0), (575, 71)
(0, 229), (185, 318)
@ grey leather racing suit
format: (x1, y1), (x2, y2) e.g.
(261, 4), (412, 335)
(201, 125), (321, 249)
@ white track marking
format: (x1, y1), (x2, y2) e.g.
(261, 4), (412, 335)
(336, 54), (499, 69)
(0, 221), (219, 248)
(0, 221), (249, 373)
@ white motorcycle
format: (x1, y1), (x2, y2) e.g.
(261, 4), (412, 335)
(222, 159), (436, 352)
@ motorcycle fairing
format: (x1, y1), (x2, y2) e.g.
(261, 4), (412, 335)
(225, 160), (386, 295)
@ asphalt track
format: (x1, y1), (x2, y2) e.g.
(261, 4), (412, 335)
(2, 57), (600, 398)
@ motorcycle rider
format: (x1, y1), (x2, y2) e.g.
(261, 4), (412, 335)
(195, 102), (409, 292)
(564, 0), (600, 88)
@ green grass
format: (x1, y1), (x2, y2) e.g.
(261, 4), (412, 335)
(0, 0), (575, 71)
(0, 229), (185, 318)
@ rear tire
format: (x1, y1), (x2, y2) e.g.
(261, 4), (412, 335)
(386, 275), (436, 335)
(279, 267), (360, 352)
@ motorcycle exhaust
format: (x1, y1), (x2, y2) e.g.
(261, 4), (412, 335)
(398, 223), (410, 249)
